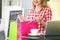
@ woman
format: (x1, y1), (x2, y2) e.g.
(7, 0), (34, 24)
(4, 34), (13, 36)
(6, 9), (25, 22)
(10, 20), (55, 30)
(18, 0), (52, 33)
(17, 0), (52, 40)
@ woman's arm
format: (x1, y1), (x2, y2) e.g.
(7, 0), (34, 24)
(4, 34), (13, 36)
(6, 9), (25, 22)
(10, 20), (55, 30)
(35, 16), (46, 27)
(36, 8), (52, 27)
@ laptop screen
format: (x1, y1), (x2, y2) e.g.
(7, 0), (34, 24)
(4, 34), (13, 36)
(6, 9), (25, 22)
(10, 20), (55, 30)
(45, 20), (60, 36)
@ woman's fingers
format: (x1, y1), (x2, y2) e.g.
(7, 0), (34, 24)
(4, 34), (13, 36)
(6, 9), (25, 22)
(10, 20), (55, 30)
(35, 16), (42, 22)
(17, 15), (25, 21)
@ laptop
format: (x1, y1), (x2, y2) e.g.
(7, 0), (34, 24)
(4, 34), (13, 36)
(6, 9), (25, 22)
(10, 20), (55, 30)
(45, 20), (60, 39)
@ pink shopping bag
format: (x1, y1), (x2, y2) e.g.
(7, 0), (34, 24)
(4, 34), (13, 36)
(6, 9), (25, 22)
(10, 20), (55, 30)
(17, 21), (38, 40)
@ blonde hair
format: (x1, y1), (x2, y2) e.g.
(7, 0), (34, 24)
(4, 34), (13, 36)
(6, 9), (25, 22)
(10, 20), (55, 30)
(32, 0), (49, 9)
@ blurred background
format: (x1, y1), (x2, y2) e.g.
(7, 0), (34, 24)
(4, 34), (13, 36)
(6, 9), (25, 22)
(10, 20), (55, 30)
(0, 0), (60, 40)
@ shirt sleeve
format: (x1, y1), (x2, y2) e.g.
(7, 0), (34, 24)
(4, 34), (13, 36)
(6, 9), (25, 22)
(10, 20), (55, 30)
(27, 9), (31, 19)
(27, 8), (33, 21)
(45, 8), (52, 22)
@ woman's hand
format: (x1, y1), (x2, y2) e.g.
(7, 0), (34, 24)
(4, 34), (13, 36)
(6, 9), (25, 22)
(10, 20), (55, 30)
(35, 16), (46, 27)
(35, 16), (42, 23)
(17, 14), (25, 22)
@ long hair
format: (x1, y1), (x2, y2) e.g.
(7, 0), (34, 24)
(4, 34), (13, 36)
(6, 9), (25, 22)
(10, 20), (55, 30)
(32, 0), (49, 9)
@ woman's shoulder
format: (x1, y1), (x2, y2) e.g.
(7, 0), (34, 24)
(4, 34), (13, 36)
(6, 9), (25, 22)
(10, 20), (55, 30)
(43, 7), (52, 15)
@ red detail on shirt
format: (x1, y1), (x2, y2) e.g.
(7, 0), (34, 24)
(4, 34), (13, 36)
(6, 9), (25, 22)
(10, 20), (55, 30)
(27, 7), (52, 33)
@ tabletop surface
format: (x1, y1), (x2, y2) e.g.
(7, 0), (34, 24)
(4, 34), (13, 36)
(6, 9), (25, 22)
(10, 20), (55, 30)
(21, 35), (60, 40)
(21, 35), (45, 39)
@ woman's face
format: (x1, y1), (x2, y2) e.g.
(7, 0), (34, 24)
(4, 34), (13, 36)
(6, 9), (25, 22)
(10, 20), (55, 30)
(32, 0), (41, 6)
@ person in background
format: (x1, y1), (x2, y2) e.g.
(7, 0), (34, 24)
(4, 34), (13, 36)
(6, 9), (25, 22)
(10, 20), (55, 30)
(18, 0), (52, 34)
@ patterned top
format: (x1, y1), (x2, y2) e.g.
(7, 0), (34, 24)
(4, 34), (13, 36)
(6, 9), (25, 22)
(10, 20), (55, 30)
(27, 7), (52, 33)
